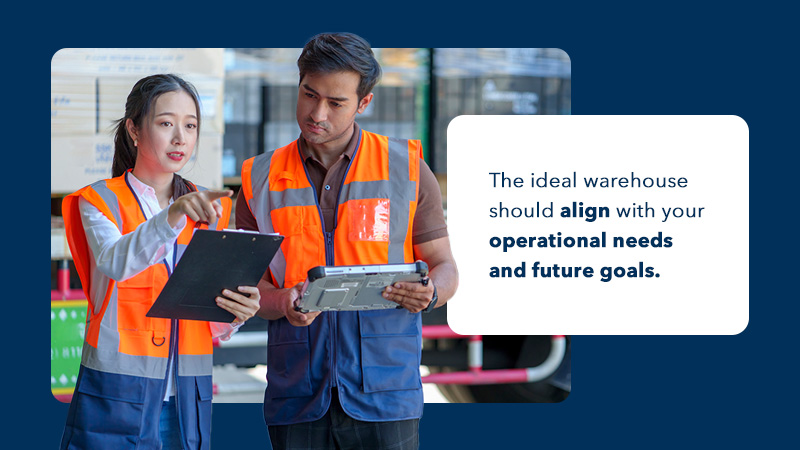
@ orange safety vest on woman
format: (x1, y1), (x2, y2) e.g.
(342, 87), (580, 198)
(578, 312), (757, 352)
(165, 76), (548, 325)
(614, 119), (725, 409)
(59, 171), (231, 450)
(242, 129), (424, 424)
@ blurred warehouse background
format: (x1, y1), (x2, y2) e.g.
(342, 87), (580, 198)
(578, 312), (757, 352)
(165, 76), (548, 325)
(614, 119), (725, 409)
(51, 47), (571, 404)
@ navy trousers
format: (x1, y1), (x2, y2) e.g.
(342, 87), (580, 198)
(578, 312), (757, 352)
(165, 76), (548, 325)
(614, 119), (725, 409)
(268, 389), (420, 450)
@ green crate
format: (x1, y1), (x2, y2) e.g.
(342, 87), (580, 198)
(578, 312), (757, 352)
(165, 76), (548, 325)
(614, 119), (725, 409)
(51, 300), (87, 397)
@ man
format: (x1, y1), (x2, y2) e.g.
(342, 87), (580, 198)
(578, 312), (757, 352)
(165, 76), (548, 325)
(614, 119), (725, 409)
(236, 32), (458, 450)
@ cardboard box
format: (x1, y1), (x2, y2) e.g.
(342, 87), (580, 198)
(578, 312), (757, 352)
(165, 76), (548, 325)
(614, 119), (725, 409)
(51, 49), (226, 194)
(51, 132), (223, 194)
(51, 76), (96, 136)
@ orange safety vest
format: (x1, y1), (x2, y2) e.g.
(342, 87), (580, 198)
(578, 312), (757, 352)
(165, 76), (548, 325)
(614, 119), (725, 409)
(242, 129), (425, 424)
(60, 172), (230, 449)
(63, 172), (230, 375)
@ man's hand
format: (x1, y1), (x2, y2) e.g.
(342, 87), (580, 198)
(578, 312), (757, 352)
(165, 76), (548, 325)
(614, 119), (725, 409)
(382, 276), (435, 314)
(282, 282), (322, 327)
(257, 279), (321, 326)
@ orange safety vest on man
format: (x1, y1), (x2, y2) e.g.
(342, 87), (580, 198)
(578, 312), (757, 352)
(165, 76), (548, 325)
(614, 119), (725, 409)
(242, 129), (424, 424)
(59, 171), (230, 450)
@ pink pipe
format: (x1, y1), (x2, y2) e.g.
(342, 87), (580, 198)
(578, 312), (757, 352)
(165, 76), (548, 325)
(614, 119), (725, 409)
(51, 290), (86, 301)
(59, 266), (70, 293)
(421, 326), (567, 385)
(421, 324), (465, 339)
(422, 368), (530, 385)
(52, 266), (85, 300)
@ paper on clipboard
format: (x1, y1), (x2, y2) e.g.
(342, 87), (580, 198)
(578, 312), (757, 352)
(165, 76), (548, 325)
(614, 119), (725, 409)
(146, 229), (283, 322)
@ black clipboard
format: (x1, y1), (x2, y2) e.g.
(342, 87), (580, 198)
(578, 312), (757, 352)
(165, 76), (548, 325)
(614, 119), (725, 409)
(146, 229), (283, 322)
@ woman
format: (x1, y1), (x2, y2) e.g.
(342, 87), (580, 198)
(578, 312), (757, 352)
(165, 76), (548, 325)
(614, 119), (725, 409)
(59, 74), (260, 450)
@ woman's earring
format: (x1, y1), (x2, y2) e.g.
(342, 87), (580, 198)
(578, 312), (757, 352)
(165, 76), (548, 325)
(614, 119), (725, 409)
(134, 139), (138, 147)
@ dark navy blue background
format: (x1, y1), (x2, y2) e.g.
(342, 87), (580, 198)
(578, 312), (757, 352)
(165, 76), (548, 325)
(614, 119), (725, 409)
(25, 4), (795, 449)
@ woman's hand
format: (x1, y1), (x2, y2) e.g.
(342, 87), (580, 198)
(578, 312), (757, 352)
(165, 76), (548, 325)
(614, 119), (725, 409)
(215, 285), (261, 324)
(168, 189), (232, 227)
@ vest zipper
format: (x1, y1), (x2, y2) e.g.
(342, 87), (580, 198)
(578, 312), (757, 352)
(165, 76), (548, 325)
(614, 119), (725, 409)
(317, 202), (338, 389)
(304, 161), (339, 388)
(169, 241), (186, 448)
(326, 231), (338, 388)
(298, 132), (361, 392)
(325, 132), (359, 390)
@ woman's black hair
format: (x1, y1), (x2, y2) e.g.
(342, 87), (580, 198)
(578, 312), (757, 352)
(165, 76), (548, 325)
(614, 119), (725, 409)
(111, 74), (202, 189)
(297, 32), (382, 101)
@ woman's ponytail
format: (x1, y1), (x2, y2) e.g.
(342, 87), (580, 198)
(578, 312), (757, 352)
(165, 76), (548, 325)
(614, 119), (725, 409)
(111, 117), (137, 177)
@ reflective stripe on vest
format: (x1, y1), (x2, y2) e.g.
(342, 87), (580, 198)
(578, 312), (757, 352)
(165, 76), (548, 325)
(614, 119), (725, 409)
(62, 173), (230, 379)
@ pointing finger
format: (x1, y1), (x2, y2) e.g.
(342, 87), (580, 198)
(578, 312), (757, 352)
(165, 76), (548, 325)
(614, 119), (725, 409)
(205, 190), (233, 200)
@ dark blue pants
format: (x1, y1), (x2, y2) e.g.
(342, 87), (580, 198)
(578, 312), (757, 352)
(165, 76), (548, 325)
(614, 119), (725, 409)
(159, 397), (183, 450)
(268, 389), (419, 450)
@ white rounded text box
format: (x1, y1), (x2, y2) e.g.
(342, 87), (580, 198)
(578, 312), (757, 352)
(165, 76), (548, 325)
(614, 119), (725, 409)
(446, 115), (749, 335)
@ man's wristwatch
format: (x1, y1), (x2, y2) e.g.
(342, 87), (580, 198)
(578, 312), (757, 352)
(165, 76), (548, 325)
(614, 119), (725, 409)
(423, 284), (438, 313)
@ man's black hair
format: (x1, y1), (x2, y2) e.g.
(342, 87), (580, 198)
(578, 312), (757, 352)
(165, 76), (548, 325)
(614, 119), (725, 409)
(298, 32), (382, 100)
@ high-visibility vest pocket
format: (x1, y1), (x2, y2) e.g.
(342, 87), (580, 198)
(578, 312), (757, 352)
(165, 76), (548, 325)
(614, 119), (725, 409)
(360, 334), (421, 393)
(358, 310), (421, 393)
(266, 319), (312, 399)
(116, 270), (157, 333)
(67, 367), (146, 449)
(345, 198), (390, 242)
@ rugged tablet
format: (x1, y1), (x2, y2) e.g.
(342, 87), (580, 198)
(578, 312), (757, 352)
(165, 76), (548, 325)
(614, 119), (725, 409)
(294, 262), (429, 313)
